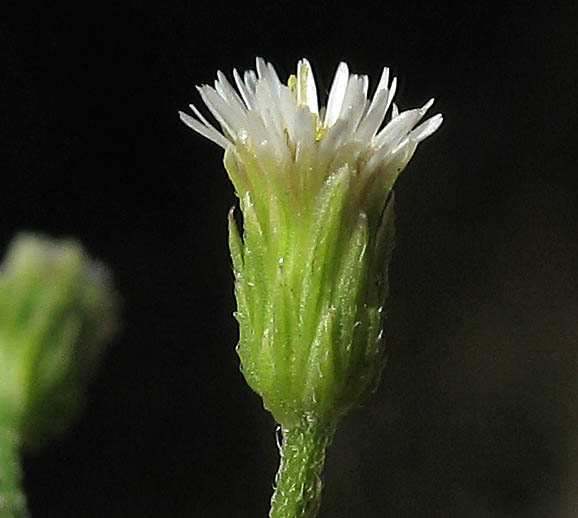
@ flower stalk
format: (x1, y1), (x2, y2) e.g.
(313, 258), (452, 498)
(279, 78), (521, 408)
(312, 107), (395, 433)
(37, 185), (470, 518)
(269, 419), (334, 518)
(0, 424), (26, 518)
(180, 57), (442, 517)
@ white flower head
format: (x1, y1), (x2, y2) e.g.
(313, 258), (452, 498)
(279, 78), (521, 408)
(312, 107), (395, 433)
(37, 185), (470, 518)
(180, 57), (442, 199)
(179, 58), (444, 428)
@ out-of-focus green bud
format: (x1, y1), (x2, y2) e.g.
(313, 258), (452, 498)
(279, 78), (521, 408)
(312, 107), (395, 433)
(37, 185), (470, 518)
(0, 233), (118, 449)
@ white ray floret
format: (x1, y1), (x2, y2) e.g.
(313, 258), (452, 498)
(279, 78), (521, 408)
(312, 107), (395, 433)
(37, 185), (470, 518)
(324, 62), (349, 128)
(180, 57), (442, 175)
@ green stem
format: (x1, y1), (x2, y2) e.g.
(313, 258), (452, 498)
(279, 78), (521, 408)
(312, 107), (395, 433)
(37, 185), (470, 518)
(269, 418), (334, 518)
(0, 424), (28, 518)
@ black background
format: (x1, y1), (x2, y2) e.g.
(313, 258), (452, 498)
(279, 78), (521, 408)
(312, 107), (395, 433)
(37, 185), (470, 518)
(3, 1), (578, 516)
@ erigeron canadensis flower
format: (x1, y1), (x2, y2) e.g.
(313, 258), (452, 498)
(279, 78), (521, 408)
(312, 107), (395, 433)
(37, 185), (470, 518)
(181, 57), (442, 518)
(180, 57), (442, 429)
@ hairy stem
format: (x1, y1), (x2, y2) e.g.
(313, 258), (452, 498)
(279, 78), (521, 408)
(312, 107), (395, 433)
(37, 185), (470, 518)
(0, 423), (28, 518)
(269, 418), (334, 518)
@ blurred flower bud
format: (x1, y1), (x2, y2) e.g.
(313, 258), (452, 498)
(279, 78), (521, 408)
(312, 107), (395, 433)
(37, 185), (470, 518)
(0, 233), (118, 449)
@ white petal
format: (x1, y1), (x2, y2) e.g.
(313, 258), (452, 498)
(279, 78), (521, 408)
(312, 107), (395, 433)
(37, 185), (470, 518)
(255, 57), (268, 80)
(294, 106), (315, 152)
(179, 111), (230, 149)
(324, 62), (349, 127)
(264, 117), (290, 162)
(255, 59), (283, 101)
(365, 133), (414, 174)
(410, 113), (443, 142)
(338, 75), (367, 133)
(279, 87), (299, 142)
(196, 86), (236, 138)
(260, 61), (283, 99)
(373, 109), (422, 150)
(244, 110), (270, 145)
(361, 72), (395, 122)
(215, 71), (246, 112)
(361, 75), (369, 97)
(354, 69), (394, 141)
(355, 88), (389, 141)
(374, 98), (433, 150)
(197, 85), (244, 137)
(386, 77), (397, 114)
(267, 61), (282, 85)
(254, 80), (284, 133)
(374, 67), (390, 96)
(318, 117), (350, 157)
(297, 58), (319, 115)
(421, 98), (435, 113)
(249, 73), (290, 160)
(233, 68), (254, 110)
(188, 103), (212, 128)
(244, 70), (258, 94)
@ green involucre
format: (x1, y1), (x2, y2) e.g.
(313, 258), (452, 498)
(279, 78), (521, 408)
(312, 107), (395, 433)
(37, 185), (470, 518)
(226, 146), (396, 429)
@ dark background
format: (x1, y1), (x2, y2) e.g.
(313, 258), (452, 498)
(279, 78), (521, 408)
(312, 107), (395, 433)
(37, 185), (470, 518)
(2, 1), (578, 516)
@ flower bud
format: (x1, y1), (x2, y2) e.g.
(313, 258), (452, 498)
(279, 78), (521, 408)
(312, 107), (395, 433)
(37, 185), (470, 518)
(0, 233), (118, 449)
(181, 58), (441, 428)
